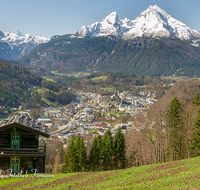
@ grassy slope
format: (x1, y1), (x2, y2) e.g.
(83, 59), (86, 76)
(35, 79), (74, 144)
(1, 157), (200, 189)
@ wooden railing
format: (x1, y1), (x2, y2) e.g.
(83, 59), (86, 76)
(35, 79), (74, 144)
(0, 144), (46, 156)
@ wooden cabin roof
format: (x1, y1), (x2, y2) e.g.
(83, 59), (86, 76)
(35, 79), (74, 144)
(0, 114), (50, 138)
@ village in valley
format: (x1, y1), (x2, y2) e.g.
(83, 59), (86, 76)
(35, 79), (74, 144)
(34, 89), (158, 147)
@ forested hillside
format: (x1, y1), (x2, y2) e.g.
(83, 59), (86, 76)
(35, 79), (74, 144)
(19, 35), (117, 72)
(95, 38), (200, 77)
(0, 60), (75, 109)
(18, 35), (200, 77)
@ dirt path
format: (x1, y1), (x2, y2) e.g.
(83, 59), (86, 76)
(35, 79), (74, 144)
(0, 178), (37, 190)
(23, 171), (120, 190)
(27, 172), (91, 190)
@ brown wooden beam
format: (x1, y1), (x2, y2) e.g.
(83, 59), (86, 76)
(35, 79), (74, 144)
(0, 155), (46, 157)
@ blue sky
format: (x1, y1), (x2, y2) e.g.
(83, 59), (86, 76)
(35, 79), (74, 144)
(1, 0), (200, 36)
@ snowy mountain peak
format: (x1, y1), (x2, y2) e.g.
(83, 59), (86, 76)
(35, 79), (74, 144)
(102, 11), (118, 24)
(76, 11), (120, 37)
(12, 29), (24, 36)
(0, 29), (51, 60)
(0, 30), (5, 38)
(139, 4), (170, 20)
(76, 5), (200, 42)
(1, 29), (51, 45)
(148, 4), (168, 13)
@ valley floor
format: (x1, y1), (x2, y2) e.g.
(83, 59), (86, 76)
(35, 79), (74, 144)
(1, 157), (200, 189)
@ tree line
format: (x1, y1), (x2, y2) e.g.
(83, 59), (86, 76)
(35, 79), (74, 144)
(61, 127), (126, 173)
(168, 92), (200, 159)
(125, 87), (200, 167)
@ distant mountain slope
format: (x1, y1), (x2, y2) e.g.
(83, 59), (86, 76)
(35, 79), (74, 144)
(0, 29), (50, 60)
(19, 35), (118, 72)
(94, 37), (200, 76)
(0, 60), (74, 108)
(9, 60), (54, 76)
(19, 35), (200, 77)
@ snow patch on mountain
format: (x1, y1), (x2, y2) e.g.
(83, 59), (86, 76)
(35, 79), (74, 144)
(2, 29), (50, 45)
(76, 5), (200, 42)
(191, 39), (200, 47)
(0, 29), (51, 60)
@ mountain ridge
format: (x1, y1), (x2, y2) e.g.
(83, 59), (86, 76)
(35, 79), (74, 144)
(76, 5), (200, 45)
(0, 29), (51, 60)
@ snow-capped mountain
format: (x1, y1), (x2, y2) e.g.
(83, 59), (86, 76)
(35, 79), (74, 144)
(0, 29), (50, 60)
(76, 5), (200, 43)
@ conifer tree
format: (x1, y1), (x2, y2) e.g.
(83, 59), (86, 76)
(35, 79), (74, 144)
(168, 96), (181, 161)
(89, 136), (98, 171)
(74, 135), (81, 172)
(89, 135), (102, 171)
(101, 128), (114, 171)
(114, 127), (126, 169)
(190, 108), (200, 156)
(61, 136), (76, 173)
(96, 135), (102, 170)
(75, 135), (87, 172)
(193, 92), (200, 106)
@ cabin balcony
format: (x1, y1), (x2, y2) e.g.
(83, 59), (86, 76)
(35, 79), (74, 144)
(0, 144), (46, 157)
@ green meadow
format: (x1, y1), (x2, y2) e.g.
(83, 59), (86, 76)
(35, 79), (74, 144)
(43, 77), (55, 83)
(100, 87), (112, 90)
(41, 98), (52, 106)
(89, 129), (99, 133)
(91, 76), (108, 81)
(1, 157), (200, 189)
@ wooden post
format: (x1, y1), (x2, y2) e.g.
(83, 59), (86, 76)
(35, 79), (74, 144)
(43, 157), (45, 173)
(33, 157), (35, 169)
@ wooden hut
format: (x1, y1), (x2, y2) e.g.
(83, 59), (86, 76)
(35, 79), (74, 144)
(0, 114), (50, 173)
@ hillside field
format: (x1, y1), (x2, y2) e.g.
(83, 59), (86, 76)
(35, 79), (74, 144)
(1, 157), (200, 189)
